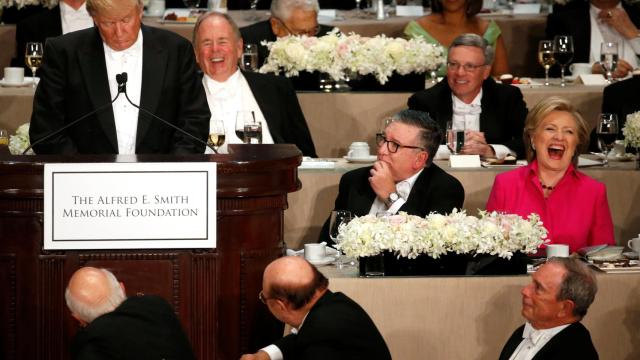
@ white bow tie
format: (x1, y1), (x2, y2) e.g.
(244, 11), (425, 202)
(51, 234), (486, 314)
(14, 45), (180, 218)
(396, 181), (411, 200)
(522, 323), (545, 345)
(453, 102), (482, 116)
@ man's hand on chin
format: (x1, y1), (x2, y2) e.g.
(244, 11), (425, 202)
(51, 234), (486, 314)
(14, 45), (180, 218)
(369, 161), (396, 201)
(240, 350), (271, 360)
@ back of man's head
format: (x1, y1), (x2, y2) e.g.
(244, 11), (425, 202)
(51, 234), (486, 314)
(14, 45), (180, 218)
(270, 0), (319, 20)
(390, 109), (442, 167)
(65, 267), (127, 325)
(265, 256), (328, 310)
(449, 33), (495, 65)
(548, 257), (598, 319)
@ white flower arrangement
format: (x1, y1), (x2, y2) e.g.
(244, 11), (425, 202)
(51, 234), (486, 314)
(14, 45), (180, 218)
(1, 0), (57, 9)
(622, 111), (640, 148)
(9, 123), (34, 155)
(336, 210), (548, 260)
(259, 29), (445, 85)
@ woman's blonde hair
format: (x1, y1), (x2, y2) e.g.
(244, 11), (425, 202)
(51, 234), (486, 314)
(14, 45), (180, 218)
(524, 96), (589, 166)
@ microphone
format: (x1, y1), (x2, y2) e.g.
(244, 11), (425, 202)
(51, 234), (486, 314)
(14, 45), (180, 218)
(117, 72), (217, 154)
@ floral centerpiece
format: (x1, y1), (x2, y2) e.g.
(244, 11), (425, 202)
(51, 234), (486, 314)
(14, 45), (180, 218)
(0, 0), (57, 8)
(259, 29), (445, 85)
(622, 111), (640, 168)
(337, 210), (548, 276)
(8, 123), (34, 155)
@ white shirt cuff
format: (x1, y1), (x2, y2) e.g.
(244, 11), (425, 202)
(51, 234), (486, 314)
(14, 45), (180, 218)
(260, 345), (282, 360)
(386, 198), (407, 214)
(491, 144), (515, 159)
(629, 36), (640, 55)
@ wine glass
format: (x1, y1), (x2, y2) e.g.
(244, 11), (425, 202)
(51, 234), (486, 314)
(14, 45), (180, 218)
(600, 42), (619, 84)
(182, 0), (199, 12)
(355, 0), (363, 17)
(241, 44), (259, 71)
(329, 210), (353, 268)
(207, 118), (225, 153)
(538, 40), (555, 86)
(0, 129), (8, 146)
(245, 0), (260, 20)
(235, 111), (262, 144)
(25, 42), (43, 88)
(596, 113), (618, 167)
(553, 35), (574, 87)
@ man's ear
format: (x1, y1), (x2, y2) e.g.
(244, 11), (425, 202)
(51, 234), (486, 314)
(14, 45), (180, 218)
(558, 299), (576, 319)
(414, 150), (428, 169)
(119, 282), (126, 296)
(72, 313), (88, 327)
(269, 17), (286, 37)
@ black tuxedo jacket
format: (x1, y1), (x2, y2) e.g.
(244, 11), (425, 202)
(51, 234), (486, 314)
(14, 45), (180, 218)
(546, 1), (640, 75)
(274, 290), (391, 360)
(29, 25), (210, 155)
(71, 295), (196, 360)
(243, 71), (317, 157)
(589, 76), (640, 151)
(319, 163), (465, 242)
(499, 322), (599, 360)
(407, 78), (528, 158)
(13, 6), (62, 70)
(240, 20), (334, 90)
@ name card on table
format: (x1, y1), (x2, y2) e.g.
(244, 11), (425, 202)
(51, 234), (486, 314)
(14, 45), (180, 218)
(396, 5), (424, 16)
(43, 162), (216, 250)
(576, 74), (608, 85)
(318, 9), (337, 21)
(449, 155), (482, 168)
(512, 4), (541, 14)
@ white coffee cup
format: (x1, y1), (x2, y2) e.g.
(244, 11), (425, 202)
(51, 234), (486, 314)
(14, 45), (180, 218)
(627, 237), (640, 253)
(610, 140), (626, 157)
(3, 67), (24, 84)
(147, 0), (165, 16)
(304, 243), (326, 261)
(347, 142), (370, 159)
(546, 244), (570, 258)
(569, 63), (591, 76)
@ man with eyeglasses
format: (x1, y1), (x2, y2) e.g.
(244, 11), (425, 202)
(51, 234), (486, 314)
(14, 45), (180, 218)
(241, 256), (391, 360)
(319, 109), (464, 243)
(408, 33), (527, 160)
(240, 0), (335, 90)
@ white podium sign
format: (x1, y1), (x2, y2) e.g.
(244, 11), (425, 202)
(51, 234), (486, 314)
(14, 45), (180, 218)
(43, 162), (216, 250)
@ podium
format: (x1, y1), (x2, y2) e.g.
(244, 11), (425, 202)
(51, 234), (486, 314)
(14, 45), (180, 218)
(0, 144), (302, 360)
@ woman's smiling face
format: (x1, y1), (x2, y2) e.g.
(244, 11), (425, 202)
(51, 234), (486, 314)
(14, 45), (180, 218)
(532, 110), (579, 172)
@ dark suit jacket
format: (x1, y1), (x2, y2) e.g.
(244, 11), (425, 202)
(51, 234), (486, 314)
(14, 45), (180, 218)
(407, 78), (528, 159)
(13, 6), (62, 70)
(240, 20), (334, 90)
(546, 1), (640, 75)
(243, 71), (317, 157)
(71, 295), (196, 360)
(319, 163), (465, 242)
(29, 25), (210, 155)
(589, 76), (640, 151)
(499, 322), (599, 360)
(274, 290), (391, 360)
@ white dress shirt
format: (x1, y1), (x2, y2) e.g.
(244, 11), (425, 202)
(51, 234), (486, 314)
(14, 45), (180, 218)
(434, 90), (514, 160)
(103, 30), (143, 154)
(589, 3), (640, 69)
(202, 70), (274, 154)
(508, 322), (571, 360)
(368, 168), (424, 216)
(59, 2), (93, 35)
(260, 312), (311, 360)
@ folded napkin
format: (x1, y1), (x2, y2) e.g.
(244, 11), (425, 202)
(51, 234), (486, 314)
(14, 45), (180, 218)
(299, 157), (336, 169)
(577, 156), (603, 167)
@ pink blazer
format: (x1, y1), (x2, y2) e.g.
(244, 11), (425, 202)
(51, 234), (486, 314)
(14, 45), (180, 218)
(486, 160), (615, 253)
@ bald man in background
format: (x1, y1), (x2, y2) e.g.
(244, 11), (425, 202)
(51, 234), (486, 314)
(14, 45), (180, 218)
(241, 256), (391, 360)
(65, 267), (195, 360)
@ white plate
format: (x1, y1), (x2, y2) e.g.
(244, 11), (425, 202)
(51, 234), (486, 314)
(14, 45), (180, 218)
(623, 252), (639, 259)
(307, 256), (336, 266)
(591, 153), (636, 162)
(0, 77), (39, 87)
(343, 155), (377, 163)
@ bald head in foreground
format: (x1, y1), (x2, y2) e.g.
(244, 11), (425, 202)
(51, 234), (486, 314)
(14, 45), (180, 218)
(66, 267), (195, 360)
(241, 256), (391, 360)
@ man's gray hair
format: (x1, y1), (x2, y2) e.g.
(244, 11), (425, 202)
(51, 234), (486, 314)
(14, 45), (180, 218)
(65, 268), (127, 324)
(192, 11), (242, 48)
(547, 257), (598, 319)
(389, 109), (442, 167)
(270, 0), (320, 20)
(448, 33), (495, 65)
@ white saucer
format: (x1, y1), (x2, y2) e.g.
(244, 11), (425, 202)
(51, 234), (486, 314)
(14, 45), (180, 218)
(307, 256), (336, 266)
(623, 252), (639, 259)
(343, 155), (377, 163)
(592, 153), (636, 162)
(0, 77), (39, 87)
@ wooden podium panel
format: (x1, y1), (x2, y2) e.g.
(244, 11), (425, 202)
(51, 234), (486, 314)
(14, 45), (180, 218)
(0, 144), (301, 360)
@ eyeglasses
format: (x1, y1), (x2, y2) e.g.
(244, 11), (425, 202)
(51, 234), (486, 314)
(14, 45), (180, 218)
(376, 134), (424, 153)
(258, 291), (269, 304)
(273, 17), (319, 37)
(446, 61), (486, 72)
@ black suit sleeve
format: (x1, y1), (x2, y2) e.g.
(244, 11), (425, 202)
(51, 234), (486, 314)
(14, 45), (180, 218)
(29, 37), (80, 154)
(501, 86), (527, 158)
(277, 77), (317, 157)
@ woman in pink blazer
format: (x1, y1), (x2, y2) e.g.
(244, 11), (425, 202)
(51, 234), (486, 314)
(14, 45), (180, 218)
(486, 97), (614, 253)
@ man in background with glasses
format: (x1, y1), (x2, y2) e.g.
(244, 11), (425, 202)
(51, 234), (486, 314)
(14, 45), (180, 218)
(240, 0), (335, 90)
(408, 33), (527, 160)
(319, 109), (464, 243)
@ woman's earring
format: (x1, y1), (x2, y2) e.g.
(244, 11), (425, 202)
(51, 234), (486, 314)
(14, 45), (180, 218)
(531, 141), (535, 151)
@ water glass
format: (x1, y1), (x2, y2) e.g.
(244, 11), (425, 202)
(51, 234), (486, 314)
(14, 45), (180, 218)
(446, 121), (465, 155)
(600, 42), (619, 83)
(235, 111), (262, 144)
(241, 44), (259, 71)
